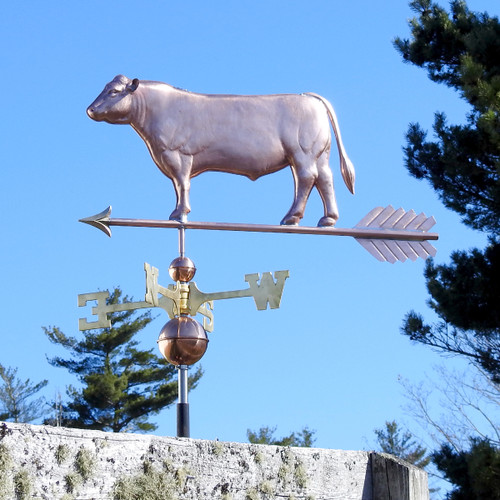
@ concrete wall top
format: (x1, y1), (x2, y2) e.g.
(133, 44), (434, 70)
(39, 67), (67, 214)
(0, 422), (428, 500)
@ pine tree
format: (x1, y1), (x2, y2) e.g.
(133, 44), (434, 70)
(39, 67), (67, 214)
(44, 288), (202, 432)
(0, 364), (48, 423)
(374, 421), (431, 469)
(433, 439), (500, 500)
(394, 0), (500, 234)
(395, 2), (500, 496)
(395, 0), (500, 383)
(247, 426), (315, 447)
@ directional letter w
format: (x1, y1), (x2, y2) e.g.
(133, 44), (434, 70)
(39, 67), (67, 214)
(244, 271), (289, 310)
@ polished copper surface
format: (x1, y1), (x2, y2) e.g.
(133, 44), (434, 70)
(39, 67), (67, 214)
(158, 317), (208, 366)
(87, 75), (355, 227)
(169, 256), (196, 282)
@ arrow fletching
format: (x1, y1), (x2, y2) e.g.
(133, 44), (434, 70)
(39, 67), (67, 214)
(355, 206), (437, 263)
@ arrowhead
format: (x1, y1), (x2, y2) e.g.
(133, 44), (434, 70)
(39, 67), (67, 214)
(79, 206), (112, 237)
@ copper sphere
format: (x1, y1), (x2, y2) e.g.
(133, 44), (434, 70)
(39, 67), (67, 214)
(158, 316), (208, 366)
(169, 256), (196, 282)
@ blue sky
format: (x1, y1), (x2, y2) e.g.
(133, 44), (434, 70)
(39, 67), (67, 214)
(1, 0), (497, 459)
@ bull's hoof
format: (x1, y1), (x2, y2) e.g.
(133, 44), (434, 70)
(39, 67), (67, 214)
(280, 215), (301, 226)
(169, 212), (188, 223)
(317, 216), (337, 227)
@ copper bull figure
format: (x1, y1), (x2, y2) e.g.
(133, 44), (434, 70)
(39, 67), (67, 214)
(87, 75), (355, 226)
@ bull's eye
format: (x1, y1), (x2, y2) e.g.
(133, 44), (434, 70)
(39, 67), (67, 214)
(108, 89), (120, 96)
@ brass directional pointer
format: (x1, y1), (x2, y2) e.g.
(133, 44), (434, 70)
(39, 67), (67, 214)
(78, 263), (289, 333)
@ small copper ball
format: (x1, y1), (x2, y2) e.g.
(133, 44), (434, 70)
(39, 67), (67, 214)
(168, 256), (196, 282)
(157, 316), (208, 366)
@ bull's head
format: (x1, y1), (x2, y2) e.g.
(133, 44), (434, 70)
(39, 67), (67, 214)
(87, 75), (139, 124)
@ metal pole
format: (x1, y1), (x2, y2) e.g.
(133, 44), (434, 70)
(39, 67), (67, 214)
(178, 226), (185, 257)
(176, 227), (189, 438)
(177, 364), (190, 437)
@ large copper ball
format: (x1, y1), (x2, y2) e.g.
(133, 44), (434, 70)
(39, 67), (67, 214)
(157, 316), (208, 366)
(169, 256), (196, 282)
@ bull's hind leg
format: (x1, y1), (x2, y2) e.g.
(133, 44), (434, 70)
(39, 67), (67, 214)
(281, 159), (317, 225)
(315, 157), (339, 227)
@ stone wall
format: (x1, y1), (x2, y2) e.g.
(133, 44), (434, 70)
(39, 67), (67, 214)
(0, 422), (428, 500)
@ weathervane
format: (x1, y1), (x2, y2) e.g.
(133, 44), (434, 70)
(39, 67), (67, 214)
(79, 75), (439, 437)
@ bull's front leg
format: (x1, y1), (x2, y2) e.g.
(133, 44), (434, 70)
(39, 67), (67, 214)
(170, 173), (192, 222)
(160, 152), (193, 223)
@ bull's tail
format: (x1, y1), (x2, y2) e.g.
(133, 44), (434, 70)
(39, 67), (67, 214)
(304, 92), (355, 195)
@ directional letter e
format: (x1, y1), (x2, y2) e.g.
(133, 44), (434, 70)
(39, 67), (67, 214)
(244, 271), (289, 310)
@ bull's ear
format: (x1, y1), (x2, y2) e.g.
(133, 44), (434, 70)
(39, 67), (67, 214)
(127, 78), (139, 93)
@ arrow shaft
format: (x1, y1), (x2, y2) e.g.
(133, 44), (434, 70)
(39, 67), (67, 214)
(106, 217), (438, 241)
